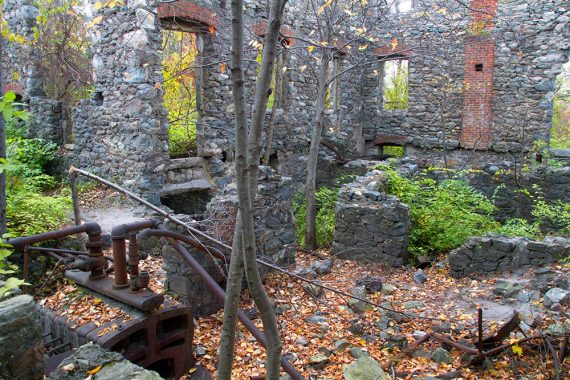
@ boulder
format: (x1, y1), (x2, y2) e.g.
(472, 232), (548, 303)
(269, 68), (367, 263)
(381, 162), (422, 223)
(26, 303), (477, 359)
(344, 356), (388, 380)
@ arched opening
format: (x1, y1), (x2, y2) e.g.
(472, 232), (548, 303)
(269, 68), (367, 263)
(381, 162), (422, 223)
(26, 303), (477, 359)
(551, 60), (570, 149)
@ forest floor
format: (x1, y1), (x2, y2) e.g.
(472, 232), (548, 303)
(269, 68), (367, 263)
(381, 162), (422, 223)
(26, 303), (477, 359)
(36, 188), (570, 379)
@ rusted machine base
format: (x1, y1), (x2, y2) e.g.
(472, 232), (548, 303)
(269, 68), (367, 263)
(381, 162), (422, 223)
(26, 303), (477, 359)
(65, 270), (164, 312)
(39, 303), (194, 379)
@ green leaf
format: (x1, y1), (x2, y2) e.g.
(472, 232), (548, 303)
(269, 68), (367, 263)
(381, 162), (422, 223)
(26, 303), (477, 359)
(2, 107), (14, 122)
(4, 91), (16, 102)
(0, 278), (27, 299)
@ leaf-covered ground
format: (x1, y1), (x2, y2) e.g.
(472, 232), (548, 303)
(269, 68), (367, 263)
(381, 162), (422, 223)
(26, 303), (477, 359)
(38, 242), (569, 379)
(192, 251), (570, 379)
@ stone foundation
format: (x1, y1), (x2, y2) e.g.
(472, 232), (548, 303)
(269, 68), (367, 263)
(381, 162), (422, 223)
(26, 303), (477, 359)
(449, 235), (570, 278)
(332, 171), (410, 266)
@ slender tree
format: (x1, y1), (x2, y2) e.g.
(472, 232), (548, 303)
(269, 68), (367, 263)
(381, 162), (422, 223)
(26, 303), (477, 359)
(218, 0), (288, 378)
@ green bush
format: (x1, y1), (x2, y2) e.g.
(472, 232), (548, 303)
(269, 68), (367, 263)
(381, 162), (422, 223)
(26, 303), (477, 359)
(2, 121), (70, 237)
(495, 218), (541, 239)
(382, 166), (499, 257)
(6, 187), (70, 237)
(532, 198), (570, 236)
(294, 186), (339, 248)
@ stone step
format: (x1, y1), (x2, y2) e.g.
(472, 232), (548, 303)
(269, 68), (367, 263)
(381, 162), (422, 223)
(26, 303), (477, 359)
(160, 179), (212, 197)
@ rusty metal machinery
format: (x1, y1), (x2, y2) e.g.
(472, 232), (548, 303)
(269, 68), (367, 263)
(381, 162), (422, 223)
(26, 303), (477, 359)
(39, 303), (195, 378)
(9, 220), (197, 378)
(9, 219), (304, 380)
(8, 220), (164, 312)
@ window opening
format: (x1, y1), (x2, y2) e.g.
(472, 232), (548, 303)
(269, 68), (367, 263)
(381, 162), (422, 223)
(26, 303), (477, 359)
(256, 45), (278, 110)
(389, 0), (412, 14)
(475, 63), (483, 72)
(381, 58), (409, 110)
(162, 30), (201, 158)
(551, 60), (570, 149)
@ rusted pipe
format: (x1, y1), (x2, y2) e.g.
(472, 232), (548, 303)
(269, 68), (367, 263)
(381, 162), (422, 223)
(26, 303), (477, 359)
(161, 227), (304, 380)
(7, 222), (106, 280)
(138, 229), (228, 261)
(25, 246), (89, 255)
(128, 232), (140, 277)
(23, 246), (30, 294)
(110, 220), (159, 289)
(7, 222), (101, 250)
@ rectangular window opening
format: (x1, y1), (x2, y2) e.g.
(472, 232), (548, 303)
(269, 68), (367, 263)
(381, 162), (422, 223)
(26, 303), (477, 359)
(162, 30), (201, 159)
(475, 63), (484, 72)
(380, 58), (409, 111)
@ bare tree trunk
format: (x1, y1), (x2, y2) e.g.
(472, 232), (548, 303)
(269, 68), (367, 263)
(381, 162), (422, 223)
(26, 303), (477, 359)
(217, 217), (245, 379)
(0, 44), (6, 235)
(219, 0), (287, 378)
(305, 52), (330, 250)
(263, 50), (286, 166)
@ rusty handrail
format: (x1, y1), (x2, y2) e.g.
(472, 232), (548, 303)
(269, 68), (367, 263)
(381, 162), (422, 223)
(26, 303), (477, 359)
(153, 226), (305, 380)
(6, 222), (107, 279)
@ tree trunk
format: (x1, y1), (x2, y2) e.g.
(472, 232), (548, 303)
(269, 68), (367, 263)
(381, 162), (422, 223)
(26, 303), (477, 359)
(305, 52), (330, 251)
(0, 44), (6, 236)
(219, 0), (286, 378)
(263, 50), (286, 166)
(217, 217), (245, 380)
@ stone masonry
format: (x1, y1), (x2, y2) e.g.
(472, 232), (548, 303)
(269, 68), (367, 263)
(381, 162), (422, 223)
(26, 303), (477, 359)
(1, 0), (569, 194)
(0, 295), (45, 380)
(332, 170), (411, 266)
(449, 235), (570, 278)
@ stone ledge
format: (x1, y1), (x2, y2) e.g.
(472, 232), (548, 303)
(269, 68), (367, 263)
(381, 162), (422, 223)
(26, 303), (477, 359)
(161, 179), (212, 196)
(166, 157), (208, 171)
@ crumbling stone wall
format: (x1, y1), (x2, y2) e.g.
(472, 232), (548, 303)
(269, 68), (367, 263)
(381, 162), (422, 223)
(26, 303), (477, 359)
(449, 235), (570, 278)
(3, 0), (569, 194)
(464, 165), (570, 221)
(204, 166), (297, 265)
(162, 218), (226, 316)
(1, 0), (65, 145)
(0, 295), (45, 380)
(332, 171), (410, 266)
(72, 0), (169, 203)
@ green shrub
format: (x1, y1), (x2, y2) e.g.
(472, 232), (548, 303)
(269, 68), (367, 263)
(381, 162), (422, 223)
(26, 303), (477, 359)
(532, 198), (570, 236)
(496, 218), (541, 239)
(294, 186), (339, 248)
(382, 166), (499, 257)
(6, 188), (70, 236)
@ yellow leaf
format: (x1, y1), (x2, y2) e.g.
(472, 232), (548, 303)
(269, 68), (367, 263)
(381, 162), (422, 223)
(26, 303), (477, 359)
(86, 15), (103, 29)
(511, 343), (523, 356)
(93, 298), (103, 305)
(318, 5), (325, 15)
(307, 45), (315, 53)
(87, 365), (102, 375)
(391, 37), (399, 50)
(94, 1), (102, 10)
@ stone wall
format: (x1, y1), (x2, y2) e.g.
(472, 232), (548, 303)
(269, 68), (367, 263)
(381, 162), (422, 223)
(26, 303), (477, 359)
(203, 166), (297, 265)
(332, 171), (410, 266)
(2, 0), (569, 194)
(1, 0), (65, 145)
(162, 223), (226, 316)
(464, 165), (570, 221)
(0, 295), (45, 380)
(449, 235), (570, 278)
